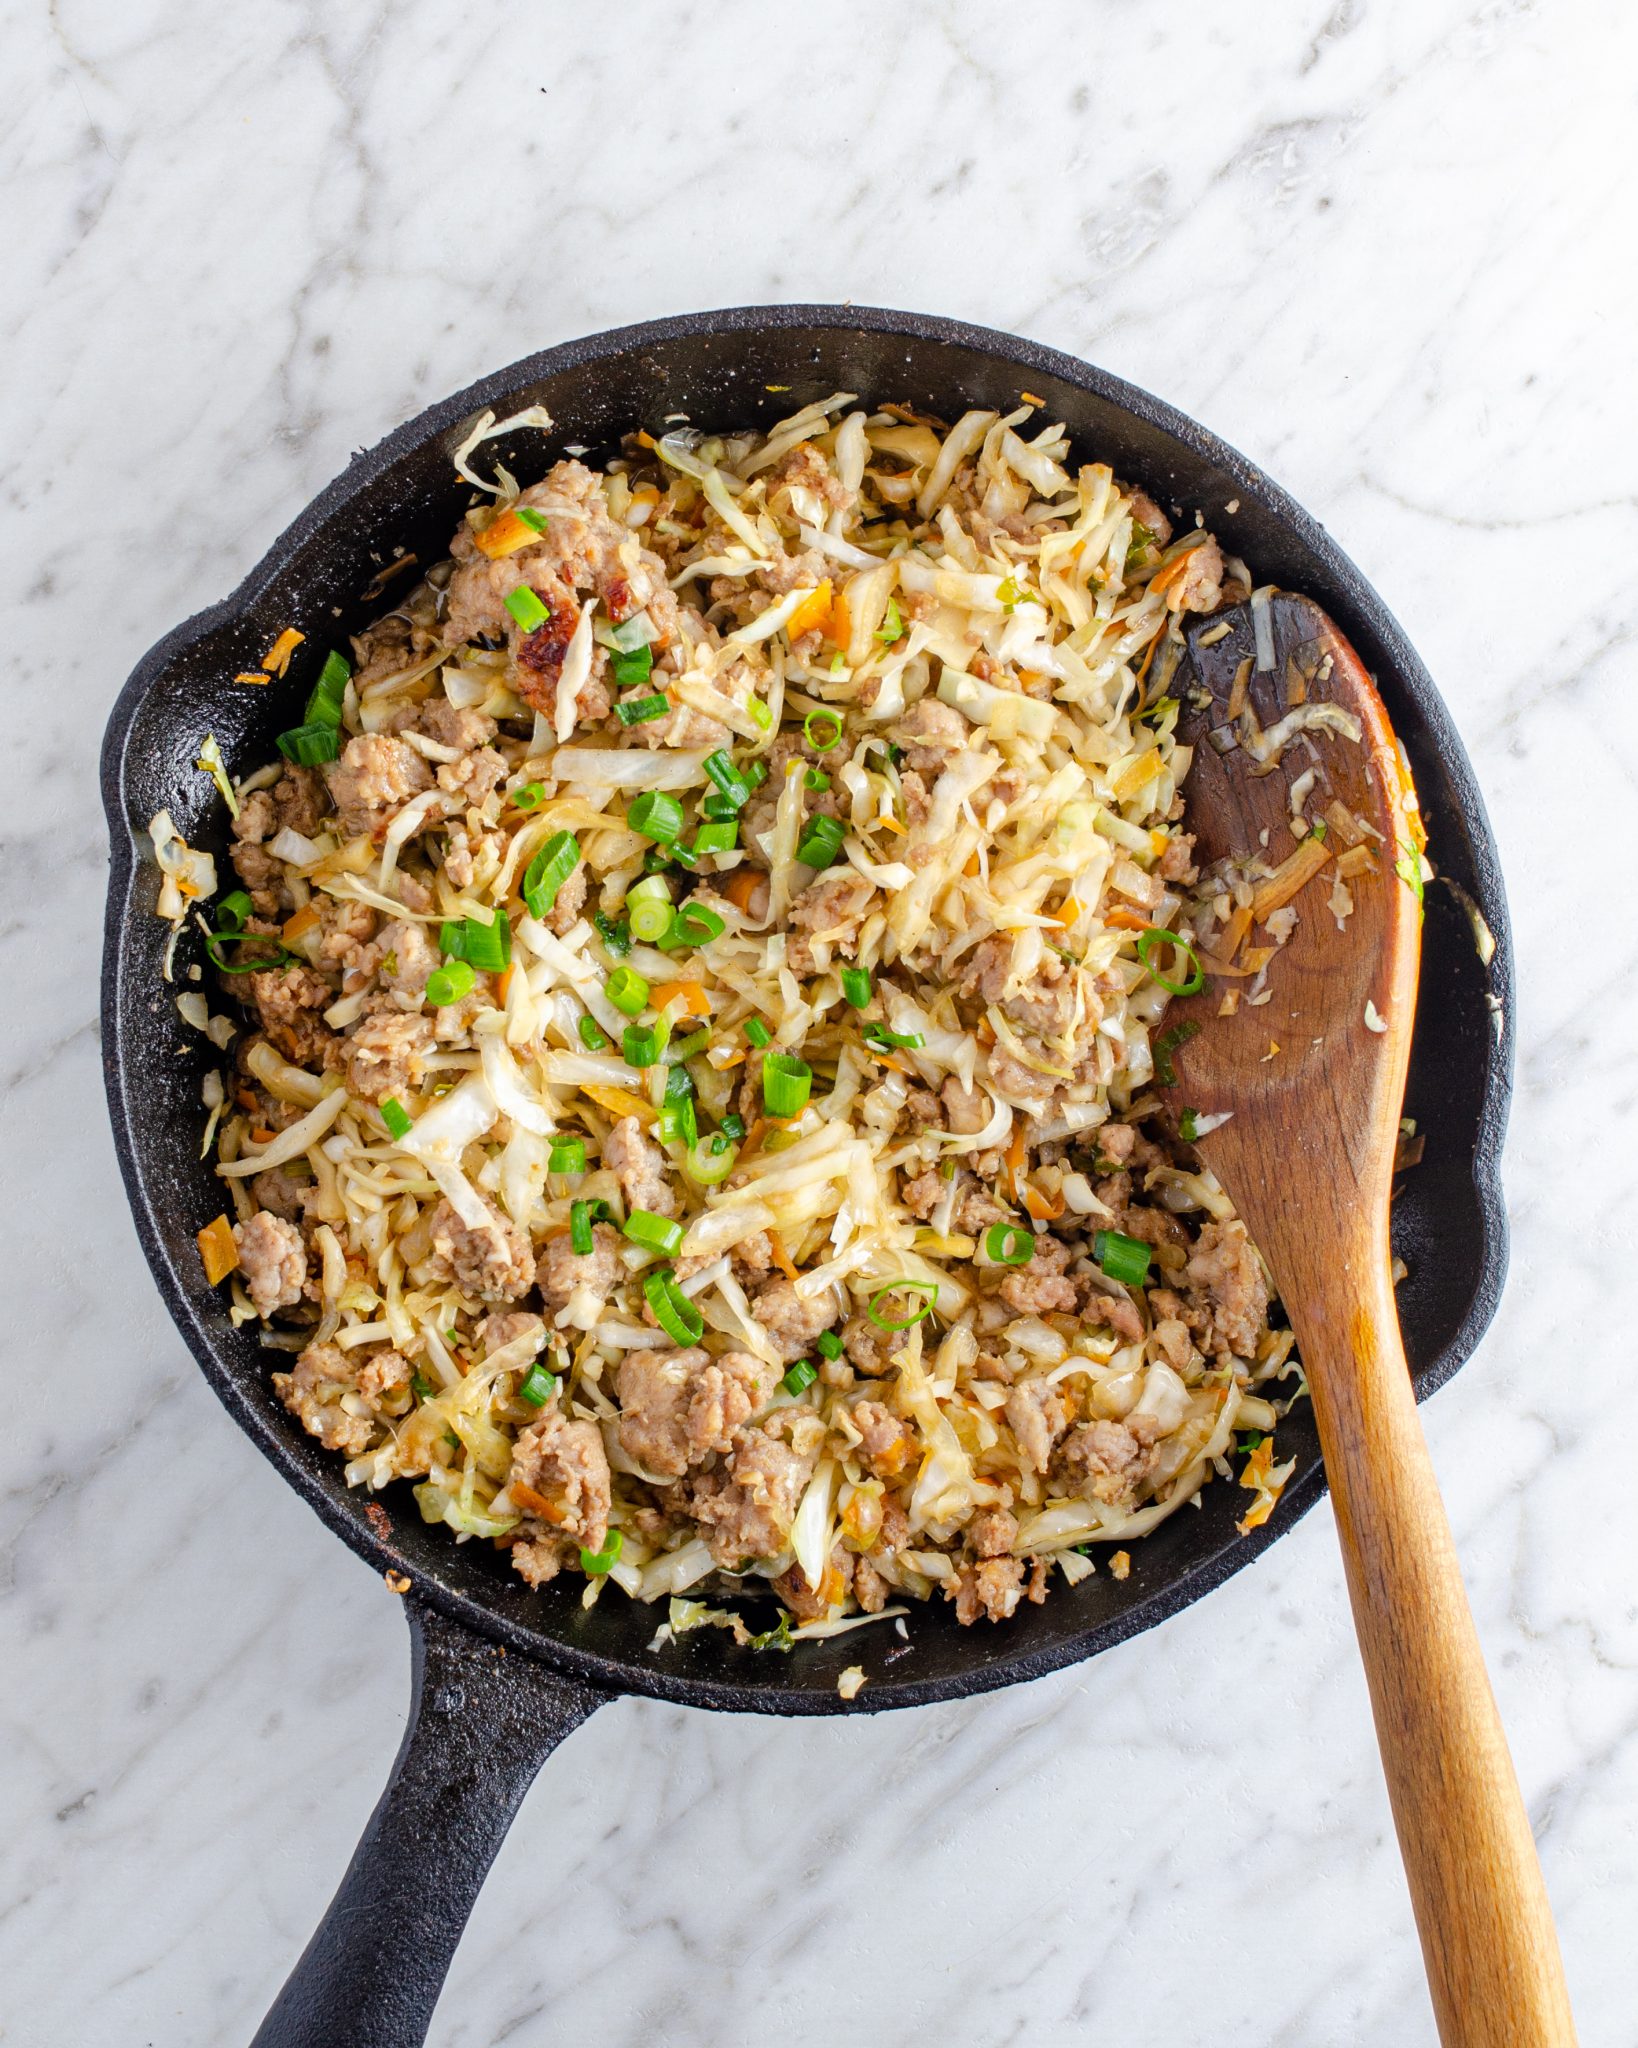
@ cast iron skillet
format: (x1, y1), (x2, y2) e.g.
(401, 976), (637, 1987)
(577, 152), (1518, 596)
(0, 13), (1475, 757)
(100, 306), (1514, 2048)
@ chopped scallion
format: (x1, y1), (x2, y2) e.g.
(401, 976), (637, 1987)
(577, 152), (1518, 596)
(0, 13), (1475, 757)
(804, 767), (831, 793)
(704, 751), (751, 810)
(610, 643), (654, 690)
(691, 820), (738, 856)
(644, 1265), (703, 1345)
(579, 1529), (623, 1576)
(616, 692), (671, 726)
(605, 966), (649, 1016)
(863, 1022), (923, 1051)
(514, 506), (549, 535)
(781, 1359), (818, 1396)
(795, 813), (846, 868)
(1135, 926), (1206, 997)
(982, 1223), (1035, 1266)
(518, 1363), (558, 1407)
(578, 1013), (609, 1051)
(866, 1281), (938, 1332)
(815, 1329), (843, 1360)
(876, 596), (905, 645)
(425, 960), (475, 1007)
(840, 966), (873, 1009)
(548, 1137), (587, 1174)
(380, 1097), (414, 1140)
(720, 1113), (747, 1141)
(522, 832), (580, 919)
(1093, 1229), (1152, 1287)
(803, 707), (843, 752)
(623, 1023), (662, 1068)
(762, 1052), (813, 1118)
(623, 1209), (684, 1257)
(628, 791), (684, 844)
(511, 781), (547, 811)
(276, 722), (341, 767)
(743, 1017), (771, 1048)
(570, 1200), (596, 1256)
(747, 696), (772, 731)
(505, 586), (549, 632)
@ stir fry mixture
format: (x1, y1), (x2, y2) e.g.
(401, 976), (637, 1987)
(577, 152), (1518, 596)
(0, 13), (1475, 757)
(164, 393), (1310, 1641)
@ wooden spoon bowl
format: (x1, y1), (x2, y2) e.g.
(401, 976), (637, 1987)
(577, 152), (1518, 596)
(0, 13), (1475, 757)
(1156, 593), (1575, 2047)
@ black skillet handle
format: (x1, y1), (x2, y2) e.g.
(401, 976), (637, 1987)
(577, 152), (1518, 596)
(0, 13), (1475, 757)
(251, 1595), (609, 2048)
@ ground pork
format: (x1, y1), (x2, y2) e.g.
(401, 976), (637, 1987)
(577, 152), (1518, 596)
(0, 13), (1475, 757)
(752, 1278), (838, 1363)
(684, 1411), (819, 1565)
(950, 1556), (1026, 1624)
(852, 1556), (891, 1613)
(314, 897), (379, 977)
(969, 1506), (1019, 1559)
(842, 1309), (899, 1377)
(765, 442), (854, 519)
(1170, 537), (1225, 613)
(997, 1265), (1079, 1316)
(1157, 832), (1197, 883)
(893, 697), (970, 777)
(785, 870), (875, 974)
(345, 1011), (435, 1104)
(326, 734), (435, 839)
(272, 1338), (412, 1454)
(234, 1211), (307, 1317)
(545, 859), (589, 937)
(409, 697), (496, 751)
(508, 1410), (611, 1582)
(1079, 1282), (1146, 1342)
(477, 1310), (546, 1357)
(249, 1166), (312, 1223)
(435, 744), (509, 807)
(1124, 486), (1174, 546)
(1054, 1415), (1163, 1507)
(616, 1345), (775, 1477)
(1005, 1377), (1076, 1474)
(361, 917), (440, 1002)
(849, 1398), (916, 1478)
(603, 1115), (676, 1218)
(1184, 1219), (1269, 1359)
(424, 1194), (535, 1300)
(246, 965), (341, 1072)
(941, 1078), (991, 1134)
(536, 1220), (622, 1312)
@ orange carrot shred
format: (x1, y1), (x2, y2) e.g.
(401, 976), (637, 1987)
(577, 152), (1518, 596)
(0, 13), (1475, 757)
(766, 1229), (800, 1284)
(197, 1215), (238, 1286)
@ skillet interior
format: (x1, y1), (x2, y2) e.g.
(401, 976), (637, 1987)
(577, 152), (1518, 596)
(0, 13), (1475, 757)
(100, 305), (1514, 1714)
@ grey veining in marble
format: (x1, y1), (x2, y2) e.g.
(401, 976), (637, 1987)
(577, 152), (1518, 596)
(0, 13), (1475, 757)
(3, 1), (1634, 2042)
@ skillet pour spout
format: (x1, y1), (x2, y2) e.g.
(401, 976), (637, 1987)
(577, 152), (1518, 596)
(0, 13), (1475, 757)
(100, 307), (1515, 2047)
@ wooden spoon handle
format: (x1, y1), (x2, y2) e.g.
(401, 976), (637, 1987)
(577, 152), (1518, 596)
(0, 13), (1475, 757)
(1298, 1229), (1577, 2046)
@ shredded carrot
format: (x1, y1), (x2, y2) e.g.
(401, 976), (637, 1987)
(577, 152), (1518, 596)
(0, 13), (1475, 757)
(766, 1229), (800, 1284)
(872, 1052), (909, 1076)
(786, 579), (834, 642)
(473, 507), (540, 561)
(963, 851), (982, 877)
(1226, 656), (1252, 722)
(495, 965), (515, 1006)
(652, 979), (712, 1018)
(634, 428), (657, 450)
(1131, 633), (1161, 692)
(822, 589), (851, 647)
(1146, 552), (1193, 603)
(1019, 390), (1046, 408)
(1022, 1182), (1065, 1223)
(197, 1214), (238, 1285)
(235, 1086), (260, 1112)
(234, 671), (270, 686)
(1251, 837), (1332, 919)
(1104, 905), (1151, 932)
(249, 1126), (277, 1145)
(877, 814), (907, 836)
(261, 627), (305, 677)
(1110, 747), (1165, 800)
(1051, 897), (1083, 928)
(281, 905), (320, 942)
(510, 1480), (565, 1524)
(1005, 1126), (1027, 1203)
(580, 1083), (657, 1125)
(722, 868), (764, 914)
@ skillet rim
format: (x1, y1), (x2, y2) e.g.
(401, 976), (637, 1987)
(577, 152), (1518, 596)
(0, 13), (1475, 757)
(99, 302), (1515, 1715)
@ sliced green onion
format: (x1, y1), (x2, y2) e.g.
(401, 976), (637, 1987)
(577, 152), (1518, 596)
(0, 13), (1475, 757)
(216, 890), (252, 933)
(762, 1052), (813, 1118)
(514, 506), (549, 535)
(658, 1099), (699, 1148)
(1093, 1229), (1152, 1287)
(425, 960), (475, 1007)
(669, 903), (726, 948)
(411, 1370), (434, 1400)
(380, 1097), (414, 1141)
(276, 722), (341, 767)
(627, 876), (674, 944)
(781, 1359), (818, 1396)
(804, 707), (843, 752)
(816, 1329), (844, 1360)
(610, 644), (654, 690)
(747, 696), (773, 731)
(523, 832), (581, 919)
(1152, 1019), (1201, 1088)
(629, 791), (684, 844)
(983, 1223), (1035, 1266)
(876, 596), (905, 645)
(623, 1209), (684, 1257)
(804, 767), (831, 793)
(644, 1265), (703, 1346)
(548, 1137), (587, 1174)
(511, 781), (547, 811)
(663, 1062), (695, 1106)
(864, 1022), (924, 1051)
(579, 1529), (623, 1576)
(205, 932), (298, 975)
(593, 912), (631, 956)
(743, 1017), (771, 1048)
(867, 1281), (938, 1332)
(683, 1134), (737, 1185)
(440, 910), (511, 972)
(606, 966), (649, 1016)
(578, 1013), (609, 1051)
(743, 759), (768, 790)
(623, 1023), (661, 1068)
(1136, 926), (1205, 997)
(1178, 1108), (1200, 1143)
(518, 1363), (558, 1408)
(795, 814), (846, 868)
(702, 791), (741, 822)
(840, 966), (873, 1009)
(305, 649), (350, 728)
(617, 692), (671, 726)
(691, 820), (738, 856)
(704, 751), (751, 810)
(570, 1200), (596, 1256)
(505, 586), (548, 632)
(666, 1027), (709, 1062)
(720, 1113), (747, 1141)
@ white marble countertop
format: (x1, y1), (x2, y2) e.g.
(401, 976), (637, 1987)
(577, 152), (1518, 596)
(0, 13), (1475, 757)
(4, 2), (1633, 2042)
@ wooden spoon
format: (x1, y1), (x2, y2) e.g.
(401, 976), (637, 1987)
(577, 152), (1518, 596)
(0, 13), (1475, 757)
(1156, 592), (1575, 2047)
